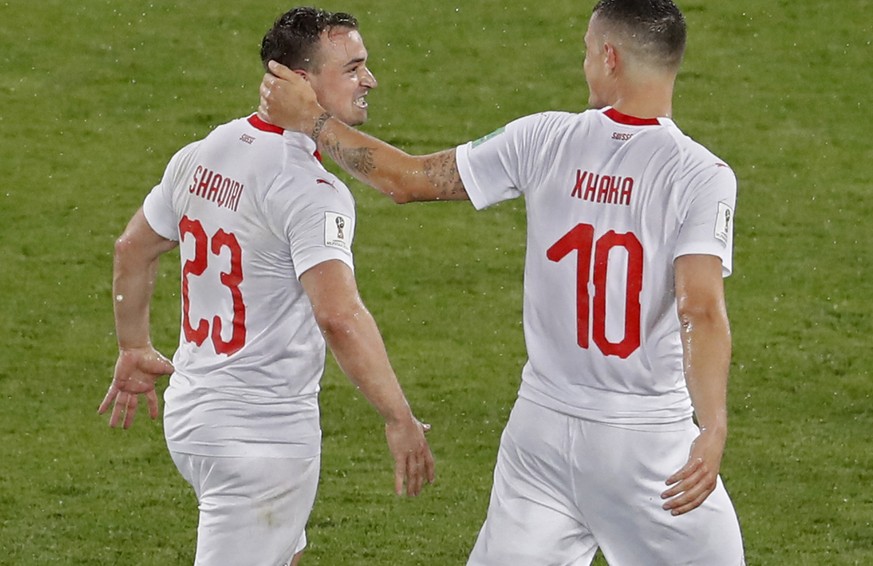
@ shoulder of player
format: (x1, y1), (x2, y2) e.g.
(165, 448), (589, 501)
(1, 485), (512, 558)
(184, 115), (287, 169)
(267, 165), (353, 205)
(517, 110), (580, 129)
(676, 135), (735, 179)
(534, 109), (648, 139)
(638, 122), (734, 179)
(256, 169), (354, 236)
(226, 117), (345, 193)
(210, 114), (303, 157)
(164, 135), (205, 166)
(489, 110), (587, 146)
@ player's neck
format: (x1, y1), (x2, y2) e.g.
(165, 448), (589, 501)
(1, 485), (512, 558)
(610, 78), (674, 120)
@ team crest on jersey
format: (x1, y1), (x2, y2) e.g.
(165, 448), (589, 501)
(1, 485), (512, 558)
(324, 212), (353, 251)
(471, 127), (506, 148)
(714, 201), (734, 245)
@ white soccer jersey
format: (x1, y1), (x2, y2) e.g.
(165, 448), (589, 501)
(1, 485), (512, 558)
(456, 107), (736, 425)
(143, 115), (356, 458)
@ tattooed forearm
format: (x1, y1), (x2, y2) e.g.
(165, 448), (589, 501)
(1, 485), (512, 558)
(322, 134), (376, 178)
(316, 127), (467, 203)
(423, 150), (467, 200)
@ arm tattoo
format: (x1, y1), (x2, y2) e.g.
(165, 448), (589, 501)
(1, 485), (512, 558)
(322, 135), (376, 177)
(310, 112), (333, 144)
(423, 150), (466, 200)
(319, 131), (465, 201)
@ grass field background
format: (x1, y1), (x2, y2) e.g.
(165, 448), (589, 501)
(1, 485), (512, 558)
(1, 0), (871, 564)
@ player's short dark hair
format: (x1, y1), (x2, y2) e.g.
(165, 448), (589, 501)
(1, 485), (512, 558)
(260, 7), (359, 72)
(592, 0), (686, 69)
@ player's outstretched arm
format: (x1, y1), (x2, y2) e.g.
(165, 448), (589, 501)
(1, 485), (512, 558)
(300, 260), (435, 496)
(661, 254), (731, 515)
(99, 208), (177, 428)
(259, 61), (468, 204)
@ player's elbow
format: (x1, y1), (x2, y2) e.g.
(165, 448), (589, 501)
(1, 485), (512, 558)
(380, 175), (417, 204)
(313, 306), (363, 344)
(387, 188), (414, 204)
(677, 298), (731, 340)
(114, 234), (138, 262)
(678, 301), (716, 329)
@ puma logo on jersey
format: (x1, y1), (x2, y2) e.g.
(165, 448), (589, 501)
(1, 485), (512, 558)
(570, 170), (634, 206)
(316, 178), (336, 189)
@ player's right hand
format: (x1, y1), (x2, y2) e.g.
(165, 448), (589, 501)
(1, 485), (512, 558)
(98, 347), (174, 429)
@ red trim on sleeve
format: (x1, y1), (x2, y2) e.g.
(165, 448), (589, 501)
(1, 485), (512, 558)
(604, 108), (661, 126)
(313, 150), (322, 162)
(247, 114), (284, 134)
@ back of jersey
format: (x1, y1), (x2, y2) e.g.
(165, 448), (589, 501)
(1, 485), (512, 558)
(457, 108), (736, 425)
(143, 115), (355, 457)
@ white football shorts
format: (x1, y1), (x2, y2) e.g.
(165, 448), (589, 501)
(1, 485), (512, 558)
(170, 451), (320, 566)
(467, 397), (745, 566)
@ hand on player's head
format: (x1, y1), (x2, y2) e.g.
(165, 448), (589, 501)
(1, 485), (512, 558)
(258, 61), (324, 133)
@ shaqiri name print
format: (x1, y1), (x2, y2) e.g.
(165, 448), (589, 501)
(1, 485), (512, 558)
(187, 165), (245, 212)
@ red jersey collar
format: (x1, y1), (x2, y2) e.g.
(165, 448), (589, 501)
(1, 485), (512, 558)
(247, 114), (322, 162)
(247, 114), (284, 134)
(603, 107), (661, 126)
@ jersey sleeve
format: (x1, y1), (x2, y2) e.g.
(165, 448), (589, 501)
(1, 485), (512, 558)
(264, 172), (356, 279)
(456, 113), (555, 210)
(142, 142), (200, 241)
(673, 160), (737, 276)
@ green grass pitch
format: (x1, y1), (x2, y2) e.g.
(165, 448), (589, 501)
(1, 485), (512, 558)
(1, 0), (872, 564)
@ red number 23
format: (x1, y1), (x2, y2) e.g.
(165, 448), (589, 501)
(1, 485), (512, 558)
(179, 215), (246, 356)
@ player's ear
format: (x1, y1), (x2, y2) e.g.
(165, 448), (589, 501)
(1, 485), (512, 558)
(267, 60), (311, 82)
(604, 43), (619, 75)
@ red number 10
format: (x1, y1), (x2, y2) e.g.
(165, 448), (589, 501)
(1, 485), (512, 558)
(179, 215), (247, 356)
(546, 223), (642, 359)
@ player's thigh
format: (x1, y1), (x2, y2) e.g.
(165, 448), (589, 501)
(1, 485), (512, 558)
(599, 477), (744, 566)
(468, 398), (598, 566)
(575, 422), (744, 566)
(170, 452), (319, 566)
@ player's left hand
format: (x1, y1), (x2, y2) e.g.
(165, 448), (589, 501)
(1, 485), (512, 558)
(98, 347), (174, 429)
(660, 427), (726, 515)
(385, 416), (435, 497)
(258, 61), (324, 134)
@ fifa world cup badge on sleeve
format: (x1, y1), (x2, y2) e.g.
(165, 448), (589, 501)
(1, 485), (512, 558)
(714, 201), (734, 245)
(324, 212), (354, 251)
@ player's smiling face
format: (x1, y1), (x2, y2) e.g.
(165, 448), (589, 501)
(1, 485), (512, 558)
(307, 27), (377, 127)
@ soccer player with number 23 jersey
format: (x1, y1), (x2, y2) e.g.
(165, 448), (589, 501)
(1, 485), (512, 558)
(99, 8), (434, 566)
